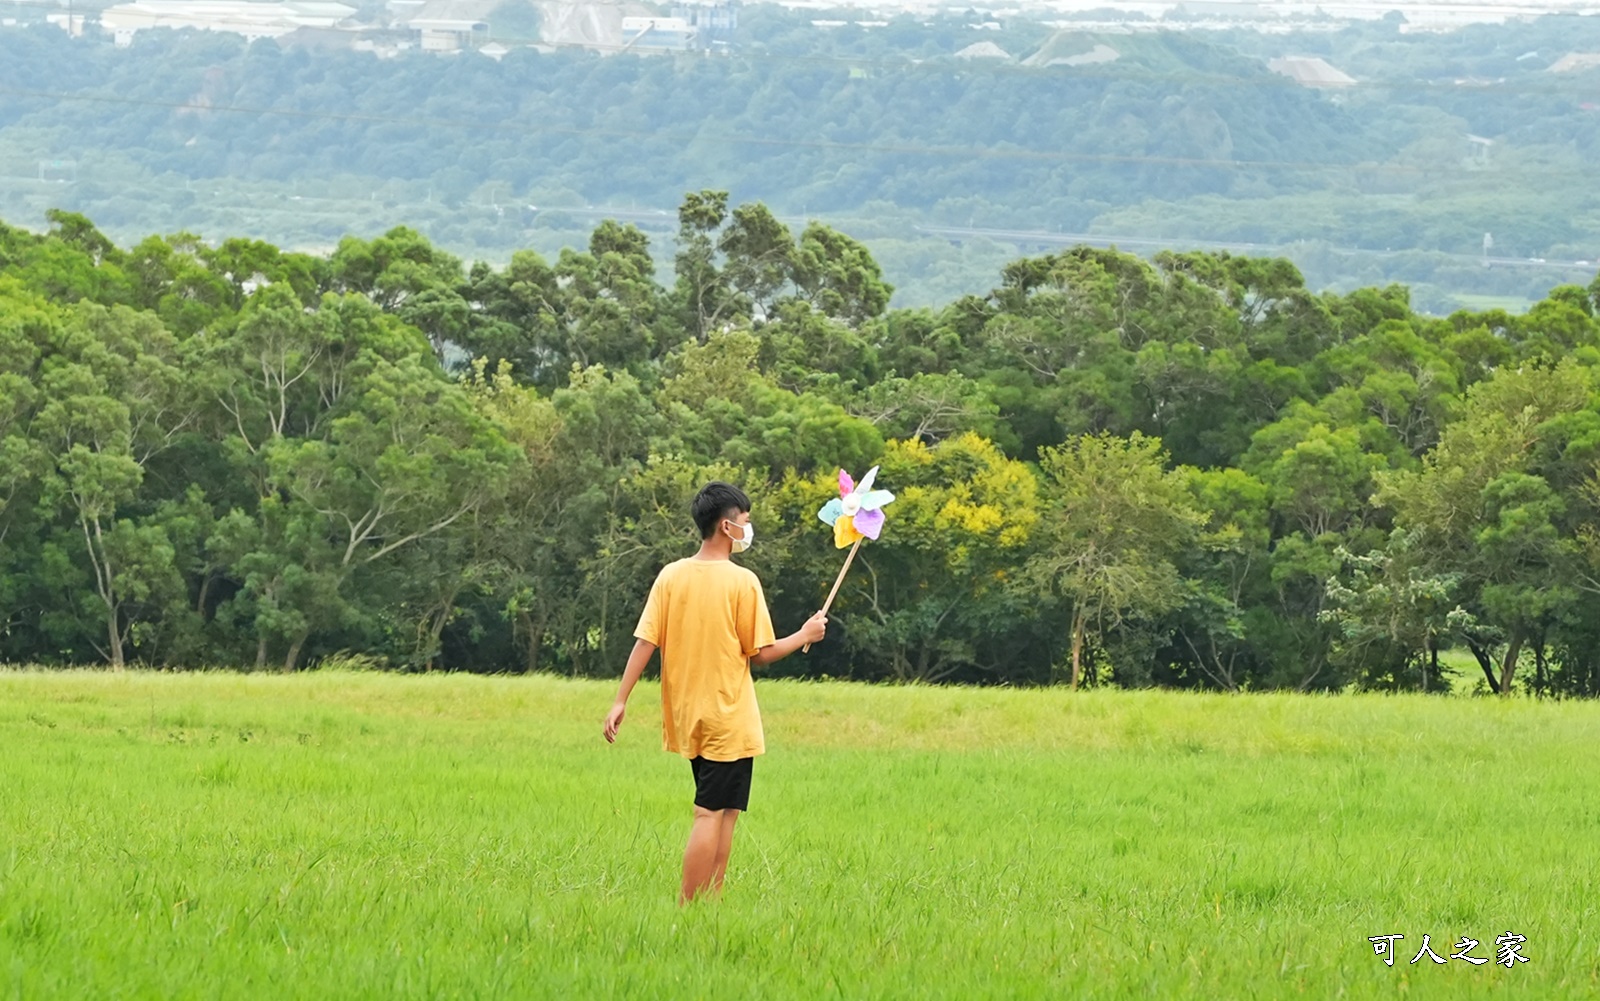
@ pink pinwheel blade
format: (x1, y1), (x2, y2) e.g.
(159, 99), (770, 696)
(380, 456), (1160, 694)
(854, 506), (885, 539)
(838, 468), (855, 497)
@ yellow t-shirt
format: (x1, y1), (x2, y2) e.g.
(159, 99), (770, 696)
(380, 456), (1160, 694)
(633, 557), (777, 761)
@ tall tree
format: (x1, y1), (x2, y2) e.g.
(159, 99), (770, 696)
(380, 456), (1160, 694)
(1380, 361), (1596, 695)
(1023, 431), (1205, 688)
(33, 302), (193, 668)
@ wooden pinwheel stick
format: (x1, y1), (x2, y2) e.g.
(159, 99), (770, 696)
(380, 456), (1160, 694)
(804, 537), (863, 653)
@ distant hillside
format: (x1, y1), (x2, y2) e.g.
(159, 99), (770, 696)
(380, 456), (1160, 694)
(0, 25), (1364, 211)
(3, 11), (1600, 311)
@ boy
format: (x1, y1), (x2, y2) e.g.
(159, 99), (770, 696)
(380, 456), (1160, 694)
(603, 481), (827, 904)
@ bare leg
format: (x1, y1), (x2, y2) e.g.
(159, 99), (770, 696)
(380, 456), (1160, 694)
(681, 806), (724, 905)
(711, 808), (741, 893)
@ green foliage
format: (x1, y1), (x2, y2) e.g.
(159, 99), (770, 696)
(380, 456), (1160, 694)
(1024, 431), (1206, 688)
(7, 200), (1600, 695)
(1378, 361), (1600, 695)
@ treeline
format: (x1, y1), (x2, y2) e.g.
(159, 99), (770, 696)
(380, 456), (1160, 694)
(5, 198), (1600, 695)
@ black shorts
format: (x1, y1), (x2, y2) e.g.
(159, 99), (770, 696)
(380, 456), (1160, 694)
(689, 756), (753, 812)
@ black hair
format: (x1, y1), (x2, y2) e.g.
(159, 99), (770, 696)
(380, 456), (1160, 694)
(692, 481), (751, 539)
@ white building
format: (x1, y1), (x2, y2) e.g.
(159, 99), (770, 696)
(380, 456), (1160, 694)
(46, 11), (89, 35)
(100, 0), (357, 45)
(400, 0), (495, 52)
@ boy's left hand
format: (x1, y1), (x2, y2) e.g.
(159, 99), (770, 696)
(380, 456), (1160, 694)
(603, 701), (626, 743)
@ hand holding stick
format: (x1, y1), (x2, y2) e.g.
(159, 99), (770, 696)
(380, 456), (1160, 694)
(804, 537), (862, 653)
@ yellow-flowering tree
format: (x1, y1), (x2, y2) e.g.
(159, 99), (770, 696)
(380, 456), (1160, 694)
(767, 433), (1042, 682)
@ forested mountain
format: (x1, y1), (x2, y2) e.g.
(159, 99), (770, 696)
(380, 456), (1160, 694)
(6, 201), (1600, 696)
(0, 22), (1358, 203)
(3, 11), (1600, 310)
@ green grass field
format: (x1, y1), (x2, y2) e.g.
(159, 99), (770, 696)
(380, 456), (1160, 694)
(1, 670), (1596, 999)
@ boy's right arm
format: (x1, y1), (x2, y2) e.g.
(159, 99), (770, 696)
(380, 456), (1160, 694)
(603, 638), (657, 743)
(751, 611), (827, 667)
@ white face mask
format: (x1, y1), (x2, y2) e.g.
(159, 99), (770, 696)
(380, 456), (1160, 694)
(725, 519), (754, 554)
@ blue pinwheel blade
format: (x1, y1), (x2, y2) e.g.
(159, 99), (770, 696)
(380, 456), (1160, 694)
(858, 489), (895, 511)
(817, 497), (844, 525)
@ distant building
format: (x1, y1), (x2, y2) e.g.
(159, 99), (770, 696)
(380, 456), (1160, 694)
(276, 25), (359, 51)
(352, 34), (416, 57)
(811, 19), (886, 30)
(100, 0), (357, 45)
(610, 3), (734, 52)
(98, 0), (735, 57)
(1174, 1), (1275, 19)
(46, 11), (88, 35)
(402, 0), (495, 51)
(672, 2), (734, 48)
(1268, 56), (1356, 89)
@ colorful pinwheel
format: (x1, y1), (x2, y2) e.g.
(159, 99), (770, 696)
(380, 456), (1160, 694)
(804, 466), (895, 652)
(816, 466), (896, 549)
